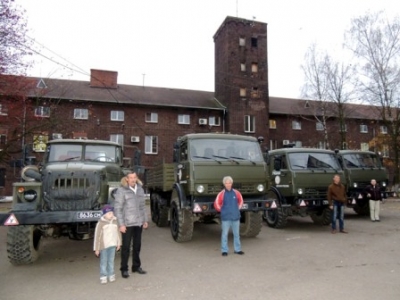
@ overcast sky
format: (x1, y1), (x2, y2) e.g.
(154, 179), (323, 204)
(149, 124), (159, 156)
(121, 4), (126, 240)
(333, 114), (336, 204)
(17, 0), (398, 99)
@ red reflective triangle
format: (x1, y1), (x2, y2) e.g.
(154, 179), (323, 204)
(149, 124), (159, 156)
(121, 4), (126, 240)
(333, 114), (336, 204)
(300, 200), (306, 207)
(4, 213), (19, 226)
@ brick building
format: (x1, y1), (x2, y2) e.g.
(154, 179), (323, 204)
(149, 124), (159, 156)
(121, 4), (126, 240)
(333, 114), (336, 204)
(0, 16), (390, 195)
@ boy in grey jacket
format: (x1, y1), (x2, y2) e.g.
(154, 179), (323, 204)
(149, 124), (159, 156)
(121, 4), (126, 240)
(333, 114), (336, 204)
(114, 172), (148, 278)
(93, 205), (121, 284)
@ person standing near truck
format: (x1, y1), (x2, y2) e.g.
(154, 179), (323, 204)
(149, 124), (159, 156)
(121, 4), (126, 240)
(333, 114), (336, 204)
(114, 172), (148, 279)
(364, 179), (383, 222)
(327, 174), (348, 234)
(214, 176), (244, 256)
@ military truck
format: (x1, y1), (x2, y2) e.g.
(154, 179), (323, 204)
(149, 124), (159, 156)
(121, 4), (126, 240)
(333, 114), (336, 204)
(146, 133), (272, 242)
(335, 150), (389, 215)
(263, 147), (344, 228)
(0, 139), (127, 265)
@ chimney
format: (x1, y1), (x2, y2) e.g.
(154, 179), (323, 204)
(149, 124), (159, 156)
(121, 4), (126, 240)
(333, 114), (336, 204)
(90, 69), (118, 88)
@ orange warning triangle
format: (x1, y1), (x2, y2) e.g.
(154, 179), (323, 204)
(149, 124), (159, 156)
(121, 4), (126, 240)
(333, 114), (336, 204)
(300, 200), (306, 207)
(271, 201), (277, 209)
(4, 213), (19, 226)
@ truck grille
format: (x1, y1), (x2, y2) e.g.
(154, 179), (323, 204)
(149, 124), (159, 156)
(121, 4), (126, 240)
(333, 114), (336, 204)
(43, 171), (100, 211)
(207, 183), (254, 194)
(304, 188), (327, 197)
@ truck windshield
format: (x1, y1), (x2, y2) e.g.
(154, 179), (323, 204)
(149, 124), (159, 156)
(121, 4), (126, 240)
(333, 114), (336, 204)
(342, 153), (381, 168)
(288, 152), (341, 170)
(47, 144), (121, 163)
(190, 139), (263, 162)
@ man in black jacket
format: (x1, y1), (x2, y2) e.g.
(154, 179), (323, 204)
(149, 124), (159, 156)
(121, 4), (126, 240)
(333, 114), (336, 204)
(364, 179), (383, 222)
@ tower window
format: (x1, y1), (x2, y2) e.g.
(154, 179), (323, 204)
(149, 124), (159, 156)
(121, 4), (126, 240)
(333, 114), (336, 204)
(251, 37), (258, 47)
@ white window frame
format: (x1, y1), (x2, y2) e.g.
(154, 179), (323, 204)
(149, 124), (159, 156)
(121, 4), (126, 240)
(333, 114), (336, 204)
(73, 108), (88, 120)
(380, 125), (388, 134)
(318, 141), (327, 149)
(240, 63), (246, 72)
(209, 116), (220, 126)
(251, 63), (258, 73)
(239, 37), (245, 46)
(110, 134), (124, 148)
(360, 142), (369, 151)
(382, 144), (389, 157)
(34, 106), (50, 118)
(244, 115), (255, 133)
(292, 120), (301, 130)
(340, 124), (347, 132)
(295, 141), (302, 147)
(360, 124), (368, 133)
(145, 112), (158, 123)
(240, 88), (246, 97)
(145, 136), (158, 154)
(110, 110), (124, 121)
(178, 114), (190, 125)
(316, 122), (324, 131)
(269, 119), (276, 129)
(0, 104), (8, 116)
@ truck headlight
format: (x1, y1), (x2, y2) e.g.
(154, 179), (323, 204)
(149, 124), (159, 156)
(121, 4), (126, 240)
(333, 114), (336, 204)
(257, 184), (264, 192)
(196, 185), (205, 193)
(353, 182), (358, 188)
(297, 188), (303, 195)
(24, 190), (37, 202)
(382, 182), (387, 187)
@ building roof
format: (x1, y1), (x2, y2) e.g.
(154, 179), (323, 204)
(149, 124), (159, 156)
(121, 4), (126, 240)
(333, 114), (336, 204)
(28, 77), (226, 111)
(269, 96), (382, 120)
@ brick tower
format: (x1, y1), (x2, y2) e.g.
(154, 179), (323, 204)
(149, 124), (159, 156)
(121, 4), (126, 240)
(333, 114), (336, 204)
(213, 16), (269, 142)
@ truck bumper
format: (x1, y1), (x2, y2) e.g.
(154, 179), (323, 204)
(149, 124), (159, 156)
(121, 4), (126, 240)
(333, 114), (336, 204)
(192, 198), (273, 214)
(0, 210), (102, 226)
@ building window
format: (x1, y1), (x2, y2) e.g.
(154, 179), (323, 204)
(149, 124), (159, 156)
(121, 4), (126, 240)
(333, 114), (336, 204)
(110, 134), (124, 147)
(382, 145), (389, 157)
(340, 124), (347, 132)
(178, 114), (190, 124)
(111, 110), (124, 121)
(34, 106), (50, 118)
(145, 112), (158, 123)
(0, 134), (6, 149)
(360, 142), (369, 151)
(318, 141), (327, 149)
(209, 116), (220, 126)
(269, 140), (278, 150)
(240, 63), (246, 72)
(292, 120), (301, 130)
(295, 141), (302, 147)
(251, 37), (258, 47)
(73, 108), (88, 120)
(0, 104), (8, 116)
(269, 119), (276, 129)
(251, 87), (260, 98)
(240, 88), (246, 97)
(316, 122), (324, 131)
(251, 63), (258, 73)
(239, 37), (245, 46)
(244, 115), (255, 133)
(360, 124), (368, 133)
(145, 136), (158, 154)
(380, 126), (387, 134)
(33, 134), (48, 152)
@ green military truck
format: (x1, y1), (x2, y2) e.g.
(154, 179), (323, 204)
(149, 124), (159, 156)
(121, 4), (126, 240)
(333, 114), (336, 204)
(264, 147), (345, 228)
(335, 150), (389, 215)
(146, 133), (272, 242)
(0, 139), (127, 265)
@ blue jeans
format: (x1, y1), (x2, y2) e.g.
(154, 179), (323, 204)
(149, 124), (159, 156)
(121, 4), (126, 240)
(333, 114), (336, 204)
(100, 246), (116, 278)
(332, 201), (344, 231)
(221, 220), (241, 253)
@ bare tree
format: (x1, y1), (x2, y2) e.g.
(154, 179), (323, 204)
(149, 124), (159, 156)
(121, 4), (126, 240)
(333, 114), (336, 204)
(301, 44), (358, 149)
(346, 11), (400, 184)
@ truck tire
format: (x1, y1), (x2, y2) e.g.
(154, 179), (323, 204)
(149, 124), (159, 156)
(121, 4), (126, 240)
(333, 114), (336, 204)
(353, 203), (369, 215)
(151, 193), (169, 227)
(263, 189), (288, 228)
(170, 201), (194, 242)
(310, 207), (332, 225)
(7, 225), (41, 265)
(240, 211), (262, 237)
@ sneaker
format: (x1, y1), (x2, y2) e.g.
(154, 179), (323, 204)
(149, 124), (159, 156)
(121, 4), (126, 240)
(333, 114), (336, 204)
(100, 277), (107, 284)
(109, 274), (116, 282)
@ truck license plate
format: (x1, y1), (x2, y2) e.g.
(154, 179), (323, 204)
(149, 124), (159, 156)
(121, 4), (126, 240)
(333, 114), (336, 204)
(77, 211), (102, 220)
(242, 203), (248, 209)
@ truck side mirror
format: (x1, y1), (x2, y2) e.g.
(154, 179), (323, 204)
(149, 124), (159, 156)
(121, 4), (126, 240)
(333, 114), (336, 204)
(274, 156), (282, 171)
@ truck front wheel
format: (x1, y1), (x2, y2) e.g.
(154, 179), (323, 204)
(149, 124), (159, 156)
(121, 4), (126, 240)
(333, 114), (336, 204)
(240, 211), (262, 237)
(263, 189), (288, 228)
(310, 207), (332, 225)
(7, 225), (41, 265)
(170, 201), (194, 242)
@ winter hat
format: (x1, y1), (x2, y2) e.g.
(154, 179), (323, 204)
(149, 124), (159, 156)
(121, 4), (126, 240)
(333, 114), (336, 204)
(102, 205), (114, 215)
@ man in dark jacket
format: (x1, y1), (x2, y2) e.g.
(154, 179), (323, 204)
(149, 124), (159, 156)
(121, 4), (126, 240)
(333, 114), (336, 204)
(327, 174), (348, 234)
(114, 172), (148, 279)
(364, 179), (383, 222)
